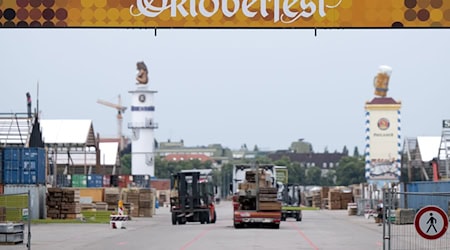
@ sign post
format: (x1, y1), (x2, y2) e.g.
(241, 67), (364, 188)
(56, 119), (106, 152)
(414, 205), (449, 240)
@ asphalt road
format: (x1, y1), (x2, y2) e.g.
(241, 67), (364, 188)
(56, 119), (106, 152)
(3, 201), (385, 250)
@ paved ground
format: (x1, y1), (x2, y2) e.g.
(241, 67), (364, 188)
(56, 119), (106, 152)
(0, 202), (389, 250)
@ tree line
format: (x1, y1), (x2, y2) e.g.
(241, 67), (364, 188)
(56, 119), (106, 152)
(120, 154), (366, 187)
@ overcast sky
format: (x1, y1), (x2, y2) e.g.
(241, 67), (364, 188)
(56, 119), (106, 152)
(1, 28), (449, 152)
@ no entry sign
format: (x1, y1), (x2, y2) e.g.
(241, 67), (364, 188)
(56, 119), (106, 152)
(414, 205), (449, 240)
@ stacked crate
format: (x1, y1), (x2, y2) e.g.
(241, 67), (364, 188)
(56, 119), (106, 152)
(328, 190), (341, 210)
(394, 209), (415, 224)
(258, 187), (281, 211)
(104, 188), (120, 213)
(311, 191), (321, 208)
(138, 189), (153, 217)
(0, 223), (24, 245)
(321, 187), (329, 209)
(340, 192), (353, 209)
(124, 189), (140, 217)
(47, 188), (81, 219)
(60, 189), (81, 219)
(47, 188), (63, 219)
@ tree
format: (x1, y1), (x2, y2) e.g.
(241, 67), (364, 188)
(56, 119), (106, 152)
(305, 166), (322, 185)
(335, 156), (365, 186)
(253, 144), (259, 152)
(120, 154), (131, 174)
(353, 146), (360, 157)
(342, 146), (349, 156)
(320, 170), (335, 186)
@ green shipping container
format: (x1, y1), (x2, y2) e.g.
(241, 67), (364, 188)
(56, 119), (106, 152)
(71, 174), (87, 188)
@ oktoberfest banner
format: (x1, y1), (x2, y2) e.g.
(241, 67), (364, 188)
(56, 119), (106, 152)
(0, 0), (449, 28)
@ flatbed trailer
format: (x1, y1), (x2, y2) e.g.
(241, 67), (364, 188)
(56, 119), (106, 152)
(232, 164), (282, 229)
(233, 210), (281, 228)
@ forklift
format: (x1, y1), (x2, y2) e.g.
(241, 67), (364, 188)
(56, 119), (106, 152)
(280, 183), (302, 221)
(170, 171), (217, 225)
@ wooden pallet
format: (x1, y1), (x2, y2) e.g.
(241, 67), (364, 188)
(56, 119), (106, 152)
(0, 241), (23, 245)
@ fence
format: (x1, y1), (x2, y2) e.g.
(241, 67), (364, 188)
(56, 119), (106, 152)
(383, 190), (450, 250)
(0, 192), (31, 249)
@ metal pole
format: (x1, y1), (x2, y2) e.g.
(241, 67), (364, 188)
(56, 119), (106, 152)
(27, 189), (31, 250)
(382, 189), (386, 250)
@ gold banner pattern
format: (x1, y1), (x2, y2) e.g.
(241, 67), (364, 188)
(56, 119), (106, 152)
(0, 0), (450, 28)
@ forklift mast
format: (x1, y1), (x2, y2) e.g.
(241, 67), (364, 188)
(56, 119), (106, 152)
(171, 171), (212, 211)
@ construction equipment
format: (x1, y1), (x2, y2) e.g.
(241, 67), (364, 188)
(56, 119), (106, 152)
(232, 163), (281, 229)
(170, 170), (217, 225)
(97, 95), (127, 150)
(280, 183), (302, 221)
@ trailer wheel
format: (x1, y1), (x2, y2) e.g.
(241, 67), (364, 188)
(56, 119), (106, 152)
(171, 213), (177, 225)
(272, 223), (280, 229)
(234, 223), (243, 229)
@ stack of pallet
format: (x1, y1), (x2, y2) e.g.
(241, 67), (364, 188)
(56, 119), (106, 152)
(124, 189), (140, 217)
(394, 209), (415, 224)
(320, 187), (329, 209)
(46, 188), (81, 219)
(258, 187), (281, 211)
(328, 190), (341, 210)
(94, 202), (108, 211)
(340, 192), (353, 209)
(0, 223), (24, 245)
(104, 188), (120, 213)
(138, 189), (153, 217)
(311, 191), (321, 208)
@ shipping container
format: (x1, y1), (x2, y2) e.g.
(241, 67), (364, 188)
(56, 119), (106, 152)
(111, 175), (133, 188)
(103, 175), (111, 187)
(87, 174), (103, 188)
(403, 181), (450, 213)
(72, 174), (87, 188)
(22, 148), (46, 184)
(2, 148), (45, 185)
(132, 175), (151, 188)
(3, 184), (47, 220)
(110, 175), (119, 187)
(2, 148), (20, 161)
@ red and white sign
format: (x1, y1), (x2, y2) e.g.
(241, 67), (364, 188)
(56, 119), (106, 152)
(414, 205), (449, 240)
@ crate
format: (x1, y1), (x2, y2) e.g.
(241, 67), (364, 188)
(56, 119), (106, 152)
(0, 232), (23, 244)
(394, 209), (415, 225)
(0, 223), (24, 233)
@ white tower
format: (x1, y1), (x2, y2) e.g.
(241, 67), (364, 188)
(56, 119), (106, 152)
(128, 62), (158, 176)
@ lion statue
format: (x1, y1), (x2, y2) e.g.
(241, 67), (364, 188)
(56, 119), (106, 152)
(136, 61), (148, 84)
